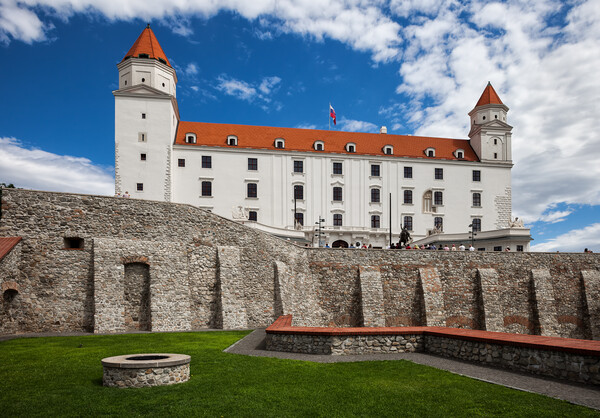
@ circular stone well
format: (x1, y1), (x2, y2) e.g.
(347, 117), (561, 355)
(101, 353), (190, 388)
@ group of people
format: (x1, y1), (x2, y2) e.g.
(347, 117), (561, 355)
(114, 191), (131, 198)
(390, 243), (475, 251)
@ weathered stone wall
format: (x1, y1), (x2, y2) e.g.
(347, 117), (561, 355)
(0, 241), (24, 334)
(1, 189), (599, 339)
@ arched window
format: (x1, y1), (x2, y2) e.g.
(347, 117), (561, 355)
(425, 147), (435, 157)
(274, 138), (285, 149)
(185, 133), (196, 144)
(314, 141), (324, 151)
(345, 143), (356, 153)
(227, 135), (238, 146)
(383, 145), (393, 155)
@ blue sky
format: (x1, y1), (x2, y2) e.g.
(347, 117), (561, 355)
(0, 0), (599, 252)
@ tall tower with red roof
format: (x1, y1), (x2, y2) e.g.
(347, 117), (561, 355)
(114, 25), (179, 201)
(468, 82), (512, 163)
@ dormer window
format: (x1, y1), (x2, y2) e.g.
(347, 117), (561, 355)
(425, 147), (435, 157)
(185, 133), (197, 144)
(138, 54), (149, 58)
(454, 149), (465, 159)
(158, 58), (167, 65)
(227, 135), (238, 146)
(275, 138), (285, 149)
(314, 141), (324, 151)
(383, 145), (393, 155)
(346, 143), (356, 153)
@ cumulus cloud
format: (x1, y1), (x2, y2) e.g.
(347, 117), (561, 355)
(0, 137), (114, 195)
(184, 63), (199, 76)
(531, 223), (600, 253)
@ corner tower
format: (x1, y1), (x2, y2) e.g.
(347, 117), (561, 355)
(114, 25), (179, 201)
(468, 82), (512, 163)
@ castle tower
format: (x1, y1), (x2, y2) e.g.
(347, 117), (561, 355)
(468, 82), (512, 163)
(114, 25), (179, 201)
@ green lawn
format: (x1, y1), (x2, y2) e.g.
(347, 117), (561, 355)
(0, 331), (597, 417)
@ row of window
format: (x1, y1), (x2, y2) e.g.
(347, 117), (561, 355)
(170, 155), (483, 182)
(184, 132), (468, 158)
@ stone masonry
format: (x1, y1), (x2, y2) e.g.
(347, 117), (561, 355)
(1, 188), (599, 339)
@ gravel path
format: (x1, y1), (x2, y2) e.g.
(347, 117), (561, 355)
(225, 328), (600, 410)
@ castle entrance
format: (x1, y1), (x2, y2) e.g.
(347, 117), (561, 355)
(332, 240), (348, 248)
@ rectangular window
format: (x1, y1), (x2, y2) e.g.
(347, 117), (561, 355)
(404, 167), (413, 178)
(248, 158), (258, 171)
(403, 216), (413, 231)
(295, 212), (304, 226)
(434, 191), (443, 206)
(202, 156), (212, 168)
(494, 153), (498, 159)
(333, 187), (343, 201)
(141, 113), (146, 119)
(248, 211), (257, 221)
(472, 218), (481, 232)
(517, 245), (524, 252)
(293, 160), (303, 173)
(140, 153), (146, 161)
(138, 132), (146, 142)
(371, 215), (380, 228)
(136, 183), (143, 191)
(294, 185), (304, 200)
(247, 183), (257, 198)
(333, 162), (343, 175)
(494, 246), (502, 252)
(178, 159), (185, 167)
(434, 217), (443, 230)
(403, 190), (412, 204)
(371, 164), (380, 177)
(472, 192), (481, 207)
(371, 188), (380, 203)
(201, 181), (212, 197)
(473, 170), (481, 182)
(435, 168), (443, 180)
(333, 214), (342, 226)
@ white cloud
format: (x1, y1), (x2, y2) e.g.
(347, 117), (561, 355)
(337, 117), (378, 133)
(0, 137), (114, 195)
(216, 76), (258, 102)
(216, 75), (282, 110)
(184, 63), (199, 76)
(295, 123), (317, 130)
(0, 0), (402, 61)
(531, 223), (600, 253)
(538, 210), (573, 224)
(258, 76), (281, 95)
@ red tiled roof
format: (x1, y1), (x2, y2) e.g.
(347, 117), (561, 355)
(0, 237), (22, 262)
(176, 121), (479, 161)
(122, 26), (171, 67)
(476, 82), (503, 107)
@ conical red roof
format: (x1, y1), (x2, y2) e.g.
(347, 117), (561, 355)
(475, 82), (503, 106)
(122, 25), (171, 67)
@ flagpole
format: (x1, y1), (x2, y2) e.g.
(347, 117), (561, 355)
(328, 102), (330, 130)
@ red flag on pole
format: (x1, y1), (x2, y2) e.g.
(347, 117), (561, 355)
(329, 104), (336, 125)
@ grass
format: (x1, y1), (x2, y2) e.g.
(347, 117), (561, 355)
(0, 331), (597, 417)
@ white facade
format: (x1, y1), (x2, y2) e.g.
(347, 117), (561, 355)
(114, 28), (531, 250)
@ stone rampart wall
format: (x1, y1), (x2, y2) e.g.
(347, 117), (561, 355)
(1, 189), (599, 338)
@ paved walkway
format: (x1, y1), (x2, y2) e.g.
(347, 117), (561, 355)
(225, 328), (600, 411)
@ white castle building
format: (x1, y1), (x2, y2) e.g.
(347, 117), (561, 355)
(114, 26), (531, 250)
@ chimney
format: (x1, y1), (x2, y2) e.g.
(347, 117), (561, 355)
(380, 126), (387, 134)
